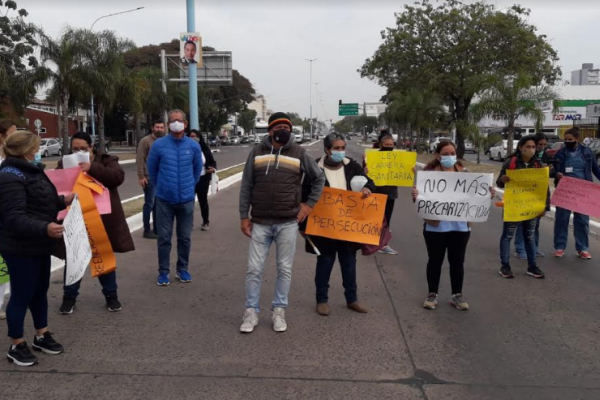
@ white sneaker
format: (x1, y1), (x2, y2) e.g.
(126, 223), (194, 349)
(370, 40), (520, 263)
(272, 307), (287, 332)
(240, 308), (258, 333)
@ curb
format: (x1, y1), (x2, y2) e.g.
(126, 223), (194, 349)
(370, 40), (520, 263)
(415, 162), (600, 236)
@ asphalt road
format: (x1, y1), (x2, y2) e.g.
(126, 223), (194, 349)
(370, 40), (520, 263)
(2, 139), (599, 399)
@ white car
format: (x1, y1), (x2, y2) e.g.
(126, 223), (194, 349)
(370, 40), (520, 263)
(294, 132), (303, 143)
(429, 137), (452, 153)
(39, 138), (62, 157)
(464, 140), (476, 154)
(488, 140), (519, 161)
(229, 136), (240, 145)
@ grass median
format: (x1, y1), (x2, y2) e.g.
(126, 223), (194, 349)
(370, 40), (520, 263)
(122, 163), (245, 219)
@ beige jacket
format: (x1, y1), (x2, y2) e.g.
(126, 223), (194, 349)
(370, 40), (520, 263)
(136, 134), (157, 179)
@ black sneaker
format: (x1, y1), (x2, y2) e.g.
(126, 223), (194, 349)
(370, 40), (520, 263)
(527, 266), (545, 279)
(59, 296), (76, 315)
(499, 266), (514, 279)
(32, 332), (64, 355)
(106, 295), (122, 312)
(143, 231), (158, 239)
(7, 342), (38, 367)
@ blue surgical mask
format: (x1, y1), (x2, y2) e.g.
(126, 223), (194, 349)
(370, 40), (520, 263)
(440, 155), (456, 169)
(330, 150), (345, 163)
(29, 152), (41, 165)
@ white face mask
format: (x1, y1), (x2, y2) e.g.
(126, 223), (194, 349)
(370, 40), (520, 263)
(169, 121), (185, 133)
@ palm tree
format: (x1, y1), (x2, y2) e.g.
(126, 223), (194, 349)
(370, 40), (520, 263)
(40, 28), (88, 154)
(471, 74), (560, 155)
(73, 29), (135, 154)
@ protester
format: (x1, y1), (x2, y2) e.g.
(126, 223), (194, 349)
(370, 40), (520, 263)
(239, 112), (325, 333)
(0, 119), (17, 320)
(553, 128), (600, 259)
(136, 120), (166, 239)
(0, 131), (74, 366)
(371, 133), (399, 255)
(411, 140), (491, 310)
(300, 133), (374, 316)
(189, 129), (217, 231)
(513, 132), (553, 259)
(57, 132), (135, 314)
(147, 110), (203, 286)
(497, 135), (547, 279)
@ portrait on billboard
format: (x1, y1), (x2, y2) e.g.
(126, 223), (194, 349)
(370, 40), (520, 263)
(180, 32), (202, 65)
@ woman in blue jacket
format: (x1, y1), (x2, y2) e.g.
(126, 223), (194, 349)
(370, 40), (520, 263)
(553, 128), (600, 259)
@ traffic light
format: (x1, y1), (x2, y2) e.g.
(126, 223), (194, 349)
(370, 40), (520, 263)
(339, 100), (342, 106)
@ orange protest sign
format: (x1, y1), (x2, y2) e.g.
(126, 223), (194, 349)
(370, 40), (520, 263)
(306, 187), (387, 246)
(73, 172), (116, 278)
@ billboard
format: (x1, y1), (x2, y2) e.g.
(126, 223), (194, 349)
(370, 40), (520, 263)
(179, 32), (202, 66)
(364, 103), (387, 117)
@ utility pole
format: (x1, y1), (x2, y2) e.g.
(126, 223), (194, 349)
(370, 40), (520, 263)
(186, 0), (199, 130)
(304, 58), (317, 140)
(160, 49), (168, 124)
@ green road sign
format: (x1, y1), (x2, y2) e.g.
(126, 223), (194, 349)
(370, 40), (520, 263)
(339, 103), (359, 116)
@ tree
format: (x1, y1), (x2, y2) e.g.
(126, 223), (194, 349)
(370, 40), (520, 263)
(237, 108), (256, 135)
(40, 28), (88, 154)
(0, 1), (46, 114)
(470, 74), (560, 154)
(74, 29), (135, 153)
(385, 87), (445, 144)
(361, 0), (561, 157)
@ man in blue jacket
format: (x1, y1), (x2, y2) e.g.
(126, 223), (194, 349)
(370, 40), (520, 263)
(147, 109), (203, 285)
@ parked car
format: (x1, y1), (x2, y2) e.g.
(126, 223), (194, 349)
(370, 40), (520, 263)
(240, 136), (250, 144)
(39, 138), (62, 157)
(208, 136), (221, 147)
(318, 133), (326, 140)
(429, 137), (452, 153)
(588, 139), (600, 164)
(545, 141), (564, 163)
(464, 140), (476, 154)
(488, 140), (520, 161)
(229, 136), (240, 145)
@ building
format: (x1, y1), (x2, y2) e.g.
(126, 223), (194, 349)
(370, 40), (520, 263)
(248, 95), (269, 121)
(571, 63), (600, 86)
(476, 84), (600, 138)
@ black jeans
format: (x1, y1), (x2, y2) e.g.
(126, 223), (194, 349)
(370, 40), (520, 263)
(195, 174), (211, 225)
(423, 230), (470, 294)
(4, 255), (51, 339)
(63, 269), (117, 299)
(384, 199), (395, 226)
(315, 250), (357, 304)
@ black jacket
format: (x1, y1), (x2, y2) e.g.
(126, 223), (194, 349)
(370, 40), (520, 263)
(0, 157), (66, 257)
(200, 141), (217, 172)
(300, 157), (376, 255)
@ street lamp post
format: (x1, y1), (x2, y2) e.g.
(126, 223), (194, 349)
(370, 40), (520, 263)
(89, 7), (145, 137)
(304, 58), (317, 140)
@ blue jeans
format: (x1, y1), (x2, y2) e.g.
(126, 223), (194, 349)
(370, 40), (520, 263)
(63, 269), (117, 299)
(500, 219), (537, 268)
(514, 217), (540, 256)
(4, 255), (50, 339)
(245, 221), (298, 312)
(315, 250), (358, 304)
(143, 181), (157, 234)
(554, 207), (589, 252)
(156, 198), (195, 275)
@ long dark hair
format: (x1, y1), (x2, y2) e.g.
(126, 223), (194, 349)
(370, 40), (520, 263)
(424, 140), (463, 171)
(510, 135), (536, 158)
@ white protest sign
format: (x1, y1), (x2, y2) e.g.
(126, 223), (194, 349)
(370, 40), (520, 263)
(64, 196), (92, 286)
(415, 171), (494, 222)
(62, 152), (90, 169)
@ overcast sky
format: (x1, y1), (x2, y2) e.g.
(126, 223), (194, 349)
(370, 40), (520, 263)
(23, 0), (600, 123)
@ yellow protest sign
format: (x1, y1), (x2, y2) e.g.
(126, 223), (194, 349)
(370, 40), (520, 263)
(366, 150), (416, 186)
(503, 167), (549, 222)
(306, 187), (387, 246)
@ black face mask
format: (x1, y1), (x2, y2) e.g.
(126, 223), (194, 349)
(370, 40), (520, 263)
(273, 129), (291, 144)
(564, 141), (577, 149)
(380, 147), (394, 151)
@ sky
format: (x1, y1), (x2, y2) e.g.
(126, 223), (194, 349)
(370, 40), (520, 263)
(22, 0), (600, 123)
